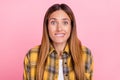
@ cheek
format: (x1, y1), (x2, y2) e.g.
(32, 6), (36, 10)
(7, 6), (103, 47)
(66, 26), (71, 34)
(48, 26), (55, 36)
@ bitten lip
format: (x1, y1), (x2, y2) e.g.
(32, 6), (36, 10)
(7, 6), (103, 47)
(54, 33), (65, 37)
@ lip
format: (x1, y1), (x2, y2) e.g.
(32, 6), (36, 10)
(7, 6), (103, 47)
(54, 33), (65, 37)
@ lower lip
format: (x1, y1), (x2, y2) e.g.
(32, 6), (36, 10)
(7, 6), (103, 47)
(55, 34), (65, 37)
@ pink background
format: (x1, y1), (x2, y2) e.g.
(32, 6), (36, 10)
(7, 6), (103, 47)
(0, 0), (120, 80)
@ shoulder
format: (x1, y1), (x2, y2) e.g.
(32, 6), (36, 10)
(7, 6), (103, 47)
(82, 46), (94, 79)
(29, 45), (40, 53)
(81, 45), (93, 64)
(25, 45), (40, 61)
(82, 46), (92, 56)
(24, 45), (40, 75)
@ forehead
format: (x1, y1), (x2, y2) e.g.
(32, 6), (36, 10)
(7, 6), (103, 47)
(49, 10), (70, 21)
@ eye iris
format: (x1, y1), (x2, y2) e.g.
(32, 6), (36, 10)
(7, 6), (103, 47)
(64, 21), (68, 25)
(51, 21), (56, 25)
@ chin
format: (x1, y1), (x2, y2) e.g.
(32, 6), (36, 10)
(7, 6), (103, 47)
(53, 40), (66, 44)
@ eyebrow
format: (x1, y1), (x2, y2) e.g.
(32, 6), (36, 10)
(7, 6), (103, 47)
(49, 18), (70, 21)
(62, 18), (70, 21)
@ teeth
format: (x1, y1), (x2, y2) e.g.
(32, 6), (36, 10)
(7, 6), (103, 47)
(55, 33), (64, 37)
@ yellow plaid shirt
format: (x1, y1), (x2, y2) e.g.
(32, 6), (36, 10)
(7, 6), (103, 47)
(23, 44), (93, 80)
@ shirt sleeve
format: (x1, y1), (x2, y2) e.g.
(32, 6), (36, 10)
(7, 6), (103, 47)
(23, 51), (30, 80)
(84, 47), (94, 80)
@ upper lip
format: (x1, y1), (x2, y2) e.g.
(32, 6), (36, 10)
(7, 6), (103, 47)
(55, 33), (65, 35)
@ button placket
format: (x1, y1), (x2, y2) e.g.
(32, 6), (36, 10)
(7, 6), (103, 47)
(64, 73), (69, 80)
(62, 52), (69, 80)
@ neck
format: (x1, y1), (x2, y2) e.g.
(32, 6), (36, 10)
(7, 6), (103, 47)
(53, 42), (66, 55)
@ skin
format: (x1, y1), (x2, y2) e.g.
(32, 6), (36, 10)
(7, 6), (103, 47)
(48, 10), (71, 57)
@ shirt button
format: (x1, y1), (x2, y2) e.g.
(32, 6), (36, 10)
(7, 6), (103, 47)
(64, 74), (69, 80)
(64, 62), (67, 64)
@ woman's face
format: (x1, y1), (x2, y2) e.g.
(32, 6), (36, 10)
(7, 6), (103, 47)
(48, 10), (71, 44)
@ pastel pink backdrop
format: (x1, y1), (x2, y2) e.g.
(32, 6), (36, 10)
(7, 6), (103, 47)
(0, 0), (120, 80)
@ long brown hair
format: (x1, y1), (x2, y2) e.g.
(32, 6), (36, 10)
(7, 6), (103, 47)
(36, 3), (85, 80)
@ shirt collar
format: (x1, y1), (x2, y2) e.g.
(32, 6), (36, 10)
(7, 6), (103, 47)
(49, 43), (70, 54)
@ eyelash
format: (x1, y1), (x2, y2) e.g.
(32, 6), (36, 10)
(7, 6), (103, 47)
(49, 21), (69, 25)
(63, 21), (68, 25)
(50, 21), (56, 25)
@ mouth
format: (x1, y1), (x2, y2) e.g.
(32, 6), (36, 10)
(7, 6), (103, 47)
(55, 33), (65, 37)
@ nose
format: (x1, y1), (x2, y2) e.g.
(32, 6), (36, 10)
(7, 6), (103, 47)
(56, 23), (62, 31)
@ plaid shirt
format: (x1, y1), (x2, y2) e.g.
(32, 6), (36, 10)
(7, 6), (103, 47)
(23, 44), (93, 80)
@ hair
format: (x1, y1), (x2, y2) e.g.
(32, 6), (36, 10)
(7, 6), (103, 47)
(36, 3), (85, 80)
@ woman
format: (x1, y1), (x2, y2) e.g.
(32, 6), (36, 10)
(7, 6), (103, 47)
(23, 3), (93, 80)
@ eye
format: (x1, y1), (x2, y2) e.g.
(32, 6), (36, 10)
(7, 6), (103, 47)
(50, 21), (57, 25)
(63, 21), (69, 25)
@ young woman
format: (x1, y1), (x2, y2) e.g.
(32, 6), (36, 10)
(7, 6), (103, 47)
(23, 3), (93, 80)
